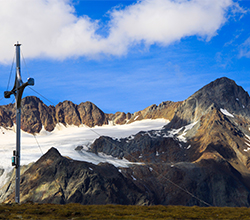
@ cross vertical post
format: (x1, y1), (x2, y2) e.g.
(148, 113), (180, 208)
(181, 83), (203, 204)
(4, 42), (35, 203)
(15, 42), (21, 203)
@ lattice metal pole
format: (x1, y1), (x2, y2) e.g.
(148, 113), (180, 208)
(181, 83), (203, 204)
(4, 42), (35, 203)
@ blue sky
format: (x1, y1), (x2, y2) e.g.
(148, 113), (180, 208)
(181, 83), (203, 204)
(0, 0), (250, 113)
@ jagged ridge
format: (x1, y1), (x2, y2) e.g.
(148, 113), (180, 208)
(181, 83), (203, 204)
(0, 96), (180, 133)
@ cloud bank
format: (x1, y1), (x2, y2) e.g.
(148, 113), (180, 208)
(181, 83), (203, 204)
(0, 0), (242, 63)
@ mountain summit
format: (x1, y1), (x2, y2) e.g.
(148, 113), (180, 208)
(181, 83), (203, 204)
(167, 77), (250, 129)
(192, 77), (250, 116)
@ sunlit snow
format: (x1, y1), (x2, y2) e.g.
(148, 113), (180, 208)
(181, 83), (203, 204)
(0, 119), (168, 173)
(243, 134), (250, 152)
(166, 121), (198, 143)
(220, 108), (234, 118)
(131, 175), (137, 181)
(244, 147), (250, 152)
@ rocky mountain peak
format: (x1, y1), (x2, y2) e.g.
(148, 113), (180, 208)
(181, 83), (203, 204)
(39, 147), (62, 161)
(22, 96), (43, 106)
(191, 77), (250, 115)
(166, 77), (250, 129)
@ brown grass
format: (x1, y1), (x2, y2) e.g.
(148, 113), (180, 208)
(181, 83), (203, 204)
(0, 203), (249, 219)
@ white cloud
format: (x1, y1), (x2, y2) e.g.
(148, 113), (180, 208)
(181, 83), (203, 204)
(239, 37), (250, 58)
(0, 0), (243, 63)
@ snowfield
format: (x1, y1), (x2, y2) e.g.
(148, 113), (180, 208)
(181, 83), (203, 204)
(220, 108), (234, 118)
(0, 119), (168, 176)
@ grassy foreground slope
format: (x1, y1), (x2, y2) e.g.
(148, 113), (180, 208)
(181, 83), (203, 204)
(0, 204), (250, 219)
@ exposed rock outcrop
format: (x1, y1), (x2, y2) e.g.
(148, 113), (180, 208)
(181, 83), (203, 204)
(2, 148), (153, 205)
(0, 97), (179, 133)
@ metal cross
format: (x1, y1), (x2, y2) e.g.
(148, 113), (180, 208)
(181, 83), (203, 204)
(4, 42), (34, 203)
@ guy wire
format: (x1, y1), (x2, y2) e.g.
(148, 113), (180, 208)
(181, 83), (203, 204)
(7, 52), (15, 91)
(21, 49), (30, 78)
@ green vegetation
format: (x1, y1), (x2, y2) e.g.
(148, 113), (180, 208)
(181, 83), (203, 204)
(0, 204), (249, 219)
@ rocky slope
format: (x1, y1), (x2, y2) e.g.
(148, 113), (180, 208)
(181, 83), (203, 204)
(1, 148), (152, 205)
(2, 77), (250, 206)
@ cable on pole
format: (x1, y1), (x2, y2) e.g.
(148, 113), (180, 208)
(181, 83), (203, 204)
(6, 52), (15, 91)
(28, 87), (55, 106)
(33, 134), (44, 155)
(21, 49), (30, 78)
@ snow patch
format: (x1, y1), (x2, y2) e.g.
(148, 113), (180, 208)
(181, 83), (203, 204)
(167, 121), (198, 143)
(38, 126), (51, 136)
(244, 135), (250, 151)
(134, 115), (139, 120)
(0, 119), (167, 172)
(244, 135), (250, 148)
(131, 175), (137, 181)
(245, 134), (250, 141)
(244, 147), (250, 152)
(220, 108), (234, 118)
(0, 168), (12, 189)
(153, 130), (161, 136)
(127, 135), (135, 140)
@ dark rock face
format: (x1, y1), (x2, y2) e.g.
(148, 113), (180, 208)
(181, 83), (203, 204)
(3, 148), (152, 205)
(78, 101), (108, 127)
(0, 96), (179, 133)
(90, 133), (188, 163)
(120, 159), (250, 207)
(56, 101), (81, 126)
(194, 77), (250, 116)
(0, 105), (13, 128)
(21, 96), (46, 133)
(166, 77), (250, 130)
(0, 97), (110, 133)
